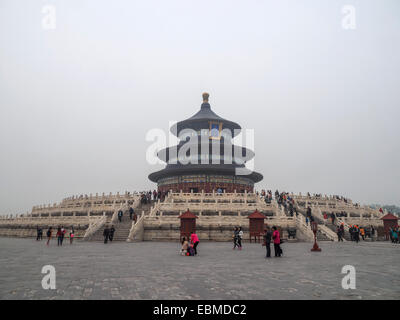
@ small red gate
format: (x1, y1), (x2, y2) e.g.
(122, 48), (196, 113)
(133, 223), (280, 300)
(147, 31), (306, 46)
(178, 209), (197, 242)
(248, 209), (266, 243)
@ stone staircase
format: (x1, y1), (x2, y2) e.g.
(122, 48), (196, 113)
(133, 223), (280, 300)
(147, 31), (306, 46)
(295, 205), (335, 241)
(316, 230), (331, 241)
(88, 202), (154, 242)
(325, 221), (352, 241)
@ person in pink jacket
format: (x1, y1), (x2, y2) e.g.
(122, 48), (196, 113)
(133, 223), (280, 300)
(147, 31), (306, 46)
(190, 232), (200, 255)
(272, 226), (282, 257)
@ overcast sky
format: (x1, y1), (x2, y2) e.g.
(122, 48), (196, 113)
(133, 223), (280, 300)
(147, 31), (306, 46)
(0, 0), (399, 214)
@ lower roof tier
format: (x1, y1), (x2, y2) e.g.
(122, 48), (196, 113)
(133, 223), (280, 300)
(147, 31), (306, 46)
(148, 164), (263, 184)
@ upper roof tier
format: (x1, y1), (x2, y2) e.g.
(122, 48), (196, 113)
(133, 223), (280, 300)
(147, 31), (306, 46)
(170, 93), (242, 138)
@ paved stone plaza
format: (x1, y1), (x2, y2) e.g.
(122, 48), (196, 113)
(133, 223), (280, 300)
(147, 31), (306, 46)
(0, 237), (399, 300)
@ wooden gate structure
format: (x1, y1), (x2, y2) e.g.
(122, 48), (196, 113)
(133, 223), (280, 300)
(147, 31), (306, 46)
(178, 209), (197, 242)
(248, 209), (266, 243)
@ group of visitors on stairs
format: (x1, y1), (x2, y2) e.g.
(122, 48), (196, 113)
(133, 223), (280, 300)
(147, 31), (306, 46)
(103, 205), (138, 244)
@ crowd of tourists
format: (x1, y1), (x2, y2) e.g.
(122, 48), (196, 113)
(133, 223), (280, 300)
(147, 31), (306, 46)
(335, 224), (377, 242)
(259, 189), (298, 217)
(36, 225), (75, 246)
(139, 190), (169, 204)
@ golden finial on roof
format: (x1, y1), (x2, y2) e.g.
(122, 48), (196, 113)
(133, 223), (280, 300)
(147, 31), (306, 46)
(202, 92), (209, 103)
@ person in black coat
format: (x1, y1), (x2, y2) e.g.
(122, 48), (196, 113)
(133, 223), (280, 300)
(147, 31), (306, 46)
(306, 207), (312, 219)
(103, 227), (110, 244)
(109, 225), (115, 242)
(263, 227), (272, 258)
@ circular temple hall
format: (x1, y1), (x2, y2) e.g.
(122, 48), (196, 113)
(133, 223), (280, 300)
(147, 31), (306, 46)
(148, 93), (263, 193)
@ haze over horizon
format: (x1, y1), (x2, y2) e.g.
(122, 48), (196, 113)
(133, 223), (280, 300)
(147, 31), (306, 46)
(1, 0), (399, 214)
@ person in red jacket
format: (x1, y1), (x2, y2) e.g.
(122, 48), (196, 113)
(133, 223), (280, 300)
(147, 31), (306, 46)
(190, 232), (200, 255)
(272, 226), (282, 257)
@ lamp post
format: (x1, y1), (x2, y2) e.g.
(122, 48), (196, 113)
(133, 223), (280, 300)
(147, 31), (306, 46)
(311, 221), (321, 252)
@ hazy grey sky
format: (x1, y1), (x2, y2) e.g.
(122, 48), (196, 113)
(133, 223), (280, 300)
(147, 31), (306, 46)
(0, 0), (399, 214)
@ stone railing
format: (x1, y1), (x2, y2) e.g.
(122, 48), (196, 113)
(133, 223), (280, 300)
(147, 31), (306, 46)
(31, 194), (140, 214)
(149, 201), (163, 216)
(155, 192), (274, 215)
(318, 224), (338, 241)
(127, 213), (145, 242)
(111, 203), (129, 224)
(83, 215), (107, 240)
(271, 200), (286, 217)
(295, 214), (314, 241)
(167, 191), (260, 202)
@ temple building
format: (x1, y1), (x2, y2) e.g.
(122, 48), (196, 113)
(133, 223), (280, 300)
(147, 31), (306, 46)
(148, 93), (263, 193)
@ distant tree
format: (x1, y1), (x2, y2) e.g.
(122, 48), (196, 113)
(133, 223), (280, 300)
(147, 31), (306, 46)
(369, 204), (400, 216)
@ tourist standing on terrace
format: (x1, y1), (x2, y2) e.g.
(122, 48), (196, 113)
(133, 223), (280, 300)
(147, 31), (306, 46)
(272, 226), (282, 257)
(190, 231), (200, 255)
(129, 206), (134, 220)
(330, 213), (335, 225)
(118, 209), (123, 222)
(46, 227), (52, 245)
